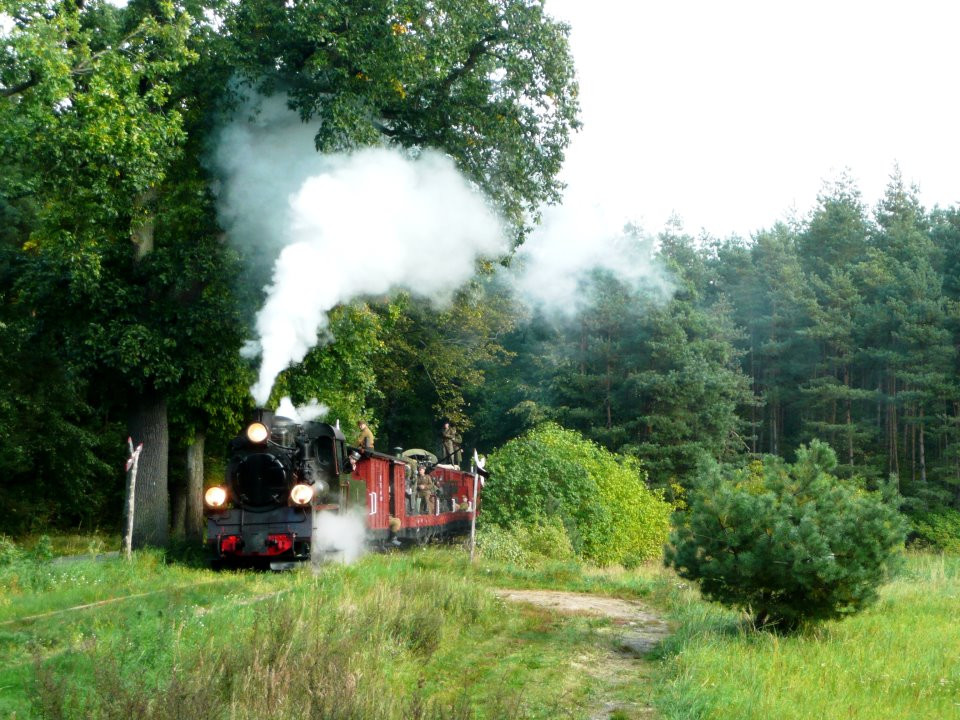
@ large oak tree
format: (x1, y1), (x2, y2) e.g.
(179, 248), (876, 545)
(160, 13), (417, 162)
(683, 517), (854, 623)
(1, 0), (579, 544)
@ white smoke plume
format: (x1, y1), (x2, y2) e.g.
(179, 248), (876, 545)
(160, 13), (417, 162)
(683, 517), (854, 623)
(310, 509), (369, 567)
(213, 97), (508, 405)
(275, 396), (329, 423)
(507, 200), (674, 315)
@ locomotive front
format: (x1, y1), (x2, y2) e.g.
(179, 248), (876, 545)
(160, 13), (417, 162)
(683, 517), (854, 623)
(204, 410), (349, 564)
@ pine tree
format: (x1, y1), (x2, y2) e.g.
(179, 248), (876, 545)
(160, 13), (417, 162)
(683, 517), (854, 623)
(666, 441), (906, 629)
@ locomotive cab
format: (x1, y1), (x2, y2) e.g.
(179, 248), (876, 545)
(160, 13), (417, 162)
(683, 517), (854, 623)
(302, 420), (349, 502)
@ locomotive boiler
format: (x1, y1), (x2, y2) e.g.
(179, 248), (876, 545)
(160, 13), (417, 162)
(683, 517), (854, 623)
(203, 410), (482, 566)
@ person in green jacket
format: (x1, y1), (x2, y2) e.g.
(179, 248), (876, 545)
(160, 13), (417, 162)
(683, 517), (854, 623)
(441, 422), (462, 467)
(415, 465), (436, 514)
(356, 420), (374, 451)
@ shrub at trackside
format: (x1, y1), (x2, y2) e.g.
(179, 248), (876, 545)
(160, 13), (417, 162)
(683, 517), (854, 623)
(910, 507), (960, 553)
(483, 423), (672, 566)
(665, 440), (907, 628)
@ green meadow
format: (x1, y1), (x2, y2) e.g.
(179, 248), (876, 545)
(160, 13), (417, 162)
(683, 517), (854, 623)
(0, 545), (957, 719)
(651, 552), (960, 720)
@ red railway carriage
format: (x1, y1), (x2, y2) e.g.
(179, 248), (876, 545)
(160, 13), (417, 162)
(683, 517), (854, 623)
(203, 410), (482, 565)
(350, 452), (478, 545)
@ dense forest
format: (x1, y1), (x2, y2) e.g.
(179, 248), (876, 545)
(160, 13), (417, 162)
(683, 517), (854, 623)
(475, 172), (960, 520)
(2, 1), (958, 546)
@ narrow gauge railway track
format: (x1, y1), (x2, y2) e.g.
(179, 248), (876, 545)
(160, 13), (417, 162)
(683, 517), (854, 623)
(0, 577), (235, 627)
(0, 580), (293, 680)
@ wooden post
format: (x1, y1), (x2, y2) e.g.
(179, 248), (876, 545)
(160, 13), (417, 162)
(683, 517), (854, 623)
(469, 469), (479, 563)
(124, 437), (143, 561)
(469, 450), (486, 563)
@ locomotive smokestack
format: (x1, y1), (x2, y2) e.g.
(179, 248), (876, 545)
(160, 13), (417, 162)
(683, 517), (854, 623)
(253, 407), (275, 426)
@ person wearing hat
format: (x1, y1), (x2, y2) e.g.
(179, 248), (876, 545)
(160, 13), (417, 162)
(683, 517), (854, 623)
(348, 450), (361, 473)
(441, 422), (456, 464)
(415, 465), (436, 514)
(355, 420), (374, 451)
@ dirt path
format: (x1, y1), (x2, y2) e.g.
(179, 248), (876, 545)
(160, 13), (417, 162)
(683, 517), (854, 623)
(494, 589), (670, 719)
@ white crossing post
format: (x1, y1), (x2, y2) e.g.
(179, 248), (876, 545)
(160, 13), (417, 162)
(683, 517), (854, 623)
(123, 437), (143, 561)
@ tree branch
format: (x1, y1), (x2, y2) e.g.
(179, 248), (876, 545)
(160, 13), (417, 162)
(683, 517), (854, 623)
(436, 33), (500, 96)
(1, 71), (40, 98)
(72, 24), (149, 76)
(2, 22), (151, 99)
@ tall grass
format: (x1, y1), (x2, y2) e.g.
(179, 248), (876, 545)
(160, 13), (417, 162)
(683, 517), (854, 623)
(14, 542), (957, 720)
(652, 552), (960, 720)
(19, 553), (607, 719)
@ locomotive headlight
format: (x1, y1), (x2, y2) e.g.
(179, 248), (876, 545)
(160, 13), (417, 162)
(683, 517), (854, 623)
(204, 486), (227, 508)
(290, 483), (314, 506)
(246, 422), (269, 443)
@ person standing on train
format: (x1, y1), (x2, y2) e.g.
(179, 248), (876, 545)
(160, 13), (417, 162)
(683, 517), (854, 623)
(415, 465), (436, 514)
(441, 421), (460, 466)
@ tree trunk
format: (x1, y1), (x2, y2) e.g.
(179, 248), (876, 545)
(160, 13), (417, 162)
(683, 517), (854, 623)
(171, 480), (186, 540)
(127, 392), (169, 549)
(955, 402), (960, 503)
(844, 365), (853, 466)
(185, 432), (206, 543)
(579, 322), (586, 375)
(904, 405), (912, 484)
(918, 412), (927, 487)
(888, 373), (899, 479)
(770, 401), (778, 456)
(749, 345), (756, 453)
(604, 352), (612, 430)
(876, 375), (882, 431)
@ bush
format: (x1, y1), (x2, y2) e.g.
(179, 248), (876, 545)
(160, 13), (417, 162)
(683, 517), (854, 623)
(483, 423), (671, 565)
(910, 508), (960, 553)
(475, 525), (526, 565)
(0, 535), (23, 566)
(665, 441), (907, 629)
(476, 516), (576, 566)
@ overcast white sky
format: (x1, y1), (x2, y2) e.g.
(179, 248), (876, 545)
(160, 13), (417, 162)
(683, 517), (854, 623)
(545, 0), (960, 239)
(5, 2), (957, 240)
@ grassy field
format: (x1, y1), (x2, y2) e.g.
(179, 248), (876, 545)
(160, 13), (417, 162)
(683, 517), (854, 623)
(1, 541), (958, 719)
(0, 544), (662, 719)
(650, 552), (960, 720)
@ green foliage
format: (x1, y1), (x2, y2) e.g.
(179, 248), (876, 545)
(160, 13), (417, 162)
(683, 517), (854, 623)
(226, 0), (581, 229)
(704, 169), (960, 507)
(474, 524), (525, 565)
(372, 284), (517, 451)
(0, 0), (212, 537)
(29, 534), (53, 563)
(0, 536), (23, 567)
(910, 508), (960, 553)
(1, 0), (580, 540)
(485, 423), (671, 566)
(274, 303), (386, 431)
(471, 231), (752, 488)
(475, 516), (575, 566)
(666, 441), (907, 628)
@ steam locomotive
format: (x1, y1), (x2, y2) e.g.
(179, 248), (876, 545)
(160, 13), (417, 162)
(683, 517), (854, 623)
(203, 410), (483, 566)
